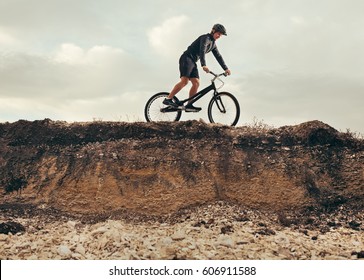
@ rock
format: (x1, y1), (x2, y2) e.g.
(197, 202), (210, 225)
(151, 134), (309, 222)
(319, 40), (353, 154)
(0, 222), (26, 235)
(171, 231), (186, 241)
(16, 242), (31, 249)
(71, 253), (83, 259)
(97, 235), (110, 249)
(75, 244), (86, 256)
(348, 220), (361, 230)
(220, 225), (234, 234)
(159, 237), (173, 246)
(90, 226), (108, 236)
(0, 234), (8, 241)
(274, 232), (290, 246)
(278, 248), (292, 259)
(216, 235), (235, 248)
(57, 245), (72, 258)
(67, 221), (76, 229)
(159, 246), (177, 259)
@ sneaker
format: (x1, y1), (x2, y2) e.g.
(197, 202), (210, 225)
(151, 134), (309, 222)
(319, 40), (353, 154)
(163, 98), (177, 107)
(185, 104), (201, 112)
(174, 99), (184, 106)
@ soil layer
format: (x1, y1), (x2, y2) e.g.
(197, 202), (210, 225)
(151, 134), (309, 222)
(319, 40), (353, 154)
(0, 119), (363, 219)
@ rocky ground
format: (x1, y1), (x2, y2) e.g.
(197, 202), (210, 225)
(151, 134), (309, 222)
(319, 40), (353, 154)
(1, 202), (363, 260)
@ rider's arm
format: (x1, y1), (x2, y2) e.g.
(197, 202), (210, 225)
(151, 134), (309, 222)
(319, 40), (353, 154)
(199, 36), (210, 68)
(212, 47), (228, 71)
(199, 35), (230, 74)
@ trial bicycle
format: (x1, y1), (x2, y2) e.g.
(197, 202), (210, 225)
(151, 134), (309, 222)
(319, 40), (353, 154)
(144, 72), (240, 126)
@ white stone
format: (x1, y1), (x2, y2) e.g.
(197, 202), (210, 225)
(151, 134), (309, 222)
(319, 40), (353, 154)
(90, 227), (108, 236)
(67, 221), (76, 228)
(216, 235), (235, 248)
(75, 244), (86, 256)
(171, 231), (186, 241)
(274, 232), (290, 246)
(57, 245), (72, 258)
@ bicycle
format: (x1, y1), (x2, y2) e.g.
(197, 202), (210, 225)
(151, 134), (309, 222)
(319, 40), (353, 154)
(144, 72), (240, 126)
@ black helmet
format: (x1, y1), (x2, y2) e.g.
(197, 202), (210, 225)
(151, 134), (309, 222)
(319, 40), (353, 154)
(212, 24), (227, 35)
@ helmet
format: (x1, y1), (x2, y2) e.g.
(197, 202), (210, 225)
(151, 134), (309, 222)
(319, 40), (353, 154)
(212, 24), (227, 35)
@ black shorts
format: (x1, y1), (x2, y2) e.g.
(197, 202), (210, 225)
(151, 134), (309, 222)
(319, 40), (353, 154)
(179, 54), (199, 79)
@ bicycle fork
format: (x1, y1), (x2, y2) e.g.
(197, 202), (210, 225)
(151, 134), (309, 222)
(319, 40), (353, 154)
(214, 95), (227, 113)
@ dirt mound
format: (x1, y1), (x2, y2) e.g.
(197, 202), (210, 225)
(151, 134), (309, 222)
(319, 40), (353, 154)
(0, 119), (363, 218)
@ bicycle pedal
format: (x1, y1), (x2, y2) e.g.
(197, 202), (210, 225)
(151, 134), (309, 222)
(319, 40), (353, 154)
(185, 108), (201, 112)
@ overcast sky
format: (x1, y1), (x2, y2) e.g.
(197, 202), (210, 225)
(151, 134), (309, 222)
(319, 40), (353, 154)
(0, 0), (363, 134)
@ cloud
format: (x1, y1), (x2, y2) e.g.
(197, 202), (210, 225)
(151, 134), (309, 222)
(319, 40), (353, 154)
(0, 43), (141, 96)
(53, 43), (126, 66)
(53, 44), (86, 65)
(0, 0), (103, 37)
(0, 42), (148, 121)
(0, 27), (20, 49)
(229, 69), (364, 134)
(147, 15), (190, 57)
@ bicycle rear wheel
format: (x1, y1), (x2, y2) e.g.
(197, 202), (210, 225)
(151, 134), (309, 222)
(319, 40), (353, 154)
(207, 92), (240, 126)
(144, 92), (182, 122)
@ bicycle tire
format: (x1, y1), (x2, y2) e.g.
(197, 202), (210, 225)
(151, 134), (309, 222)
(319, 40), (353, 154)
(207, 92), (240, 126)
(144, 92), (182, 122)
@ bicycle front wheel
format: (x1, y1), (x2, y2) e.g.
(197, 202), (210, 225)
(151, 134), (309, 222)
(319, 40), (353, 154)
(144, 92), (182, 122)
(208, 92), (240, 126)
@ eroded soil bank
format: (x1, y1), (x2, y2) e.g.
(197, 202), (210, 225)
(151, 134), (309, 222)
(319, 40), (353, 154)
(0, 119), (363, 218)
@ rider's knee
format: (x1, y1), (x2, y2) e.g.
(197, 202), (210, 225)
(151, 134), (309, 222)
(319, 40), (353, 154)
(180, 77), (189, 87)
(191, 78), (199, 88)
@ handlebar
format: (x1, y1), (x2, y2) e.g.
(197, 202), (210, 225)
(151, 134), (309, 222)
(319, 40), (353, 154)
(209, 71), (227, 86)
(209, 71), (227, 77)
(208, 71), (227, 88)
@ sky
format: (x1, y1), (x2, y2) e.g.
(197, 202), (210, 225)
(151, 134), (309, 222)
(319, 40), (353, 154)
(0, 0), (363, 134)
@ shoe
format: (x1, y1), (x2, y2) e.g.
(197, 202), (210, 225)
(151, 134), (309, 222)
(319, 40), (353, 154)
(185, 104), (201, 112)
(163, 98), (177, 107)
(174, 99), (184, 106)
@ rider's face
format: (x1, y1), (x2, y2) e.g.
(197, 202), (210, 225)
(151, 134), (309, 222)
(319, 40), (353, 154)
(213, 32), (223, 40)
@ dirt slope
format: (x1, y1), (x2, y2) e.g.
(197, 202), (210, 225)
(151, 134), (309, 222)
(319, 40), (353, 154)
(0, 119), (363, 218)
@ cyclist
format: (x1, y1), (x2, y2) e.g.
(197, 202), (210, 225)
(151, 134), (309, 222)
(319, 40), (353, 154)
(163, 23), (231, 112)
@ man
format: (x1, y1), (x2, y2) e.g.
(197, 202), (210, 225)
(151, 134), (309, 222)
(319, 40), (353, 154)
(163, 23), (231, 112)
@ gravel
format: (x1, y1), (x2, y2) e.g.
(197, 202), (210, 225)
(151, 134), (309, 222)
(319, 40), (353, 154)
(1, 202), (363, 260)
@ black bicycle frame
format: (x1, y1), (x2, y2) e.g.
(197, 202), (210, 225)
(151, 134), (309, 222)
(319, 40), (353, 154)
(178, 81), (218, 105)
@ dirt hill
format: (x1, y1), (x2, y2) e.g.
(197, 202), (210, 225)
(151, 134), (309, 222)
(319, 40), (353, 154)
(0, 119), (363, 220)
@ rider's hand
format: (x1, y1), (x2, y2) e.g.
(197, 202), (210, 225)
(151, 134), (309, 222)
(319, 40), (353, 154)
(225, 69), (231, 76)
(202, 66), (210, 73)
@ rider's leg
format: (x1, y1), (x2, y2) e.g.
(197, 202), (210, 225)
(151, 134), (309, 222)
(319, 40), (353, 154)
(185, 77), (201, 111)
(188, 78), (200, 103)
(167, 76), (189, 99)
